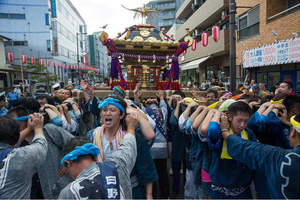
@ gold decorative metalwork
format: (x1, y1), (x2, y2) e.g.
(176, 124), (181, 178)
(133, 36), (144, 42)
(140, 30), (150, 37)
(146, 37), (157, 42)
(122, 4), (164, 24)
(125, 30), (131, 40)
(99, 32), (109, 43)
(184, 35), (194, 46)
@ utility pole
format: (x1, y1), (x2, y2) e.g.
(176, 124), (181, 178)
(229, 0), (236, 92)
(19, 49), (25, 97)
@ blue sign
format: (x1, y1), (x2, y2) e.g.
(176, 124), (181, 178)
(50, 0), (57, 18)
(45, 13), (49, 25)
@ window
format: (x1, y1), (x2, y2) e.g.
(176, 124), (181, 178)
(4, 41), (28, 46)
(287, 0), (300, 9)
(238, 5), (260, 40)
(0, 13), (25, 19)
(47, 40), (51, 51)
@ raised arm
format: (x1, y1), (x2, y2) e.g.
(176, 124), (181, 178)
(200, 109), (217, 136)
(192, 107), (209, 131)
(189, 105), (206, 122)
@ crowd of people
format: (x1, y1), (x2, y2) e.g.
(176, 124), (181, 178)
(0, 79), (299, 199)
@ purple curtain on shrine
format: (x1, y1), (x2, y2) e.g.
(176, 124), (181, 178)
(171, 58), (179, 80)
(110, 57), (119, 79)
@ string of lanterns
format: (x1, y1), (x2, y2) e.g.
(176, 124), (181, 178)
(6, 53), (100, 72)
(184, 25), (220, 54)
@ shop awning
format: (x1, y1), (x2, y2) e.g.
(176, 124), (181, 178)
(180, 56), (210, 71)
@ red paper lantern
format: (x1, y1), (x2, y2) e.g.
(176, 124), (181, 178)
(40, 59), (44, 66)
(47, 60), (50, 67)
(52, 61), (56, 68)
(191, 40), (197, 51)
(31, 57), (36, 64)
(212, 26), (220, 42)
(58, 64), (61, 68)
(202, 32), (208, 47)
(8, 52), (13, 62)
(22, 55), (26, 64)
(63, 64), (66, 69)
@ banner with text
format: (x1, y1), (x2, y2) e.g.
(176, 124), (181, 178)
(243, 37), (300, 68)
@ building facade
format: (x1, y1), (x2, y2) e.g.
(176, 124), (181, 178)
(175, 0), (230, 86)
(0, 0), (88, 86)
(146, 0), (184, 32)
(88, 32), (110, 81)
(236, 0), (300, 94)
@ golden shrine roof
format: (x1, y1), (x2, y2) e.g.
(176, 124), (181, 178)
(113, 24), (179, 52)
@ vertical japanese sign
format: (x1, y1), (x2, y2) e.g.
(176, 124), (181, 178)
(50, 0), (57, 18)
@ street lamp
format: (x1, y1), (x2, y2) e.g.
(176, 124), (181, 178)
(76, 26), (87, 83)
(76, 32), (80, 82)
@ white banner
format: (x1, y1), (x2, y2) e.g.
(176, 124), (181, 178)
(243, 37), (300, 68)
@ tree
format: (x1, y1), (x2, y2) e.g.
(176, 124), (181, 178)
(87, 70), (97, 81)
(25, 62), (58, 92)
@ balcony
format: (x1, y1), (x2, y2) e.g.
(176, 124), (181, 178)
(176, 0), (193, 20)
(179, 29), (229, 64)
(176, 0), (228, 41)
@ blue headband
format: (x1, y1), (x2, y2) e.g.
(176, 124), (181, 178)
(14, 116), (29, 121)
(60, 143), (100, 167)
(112, 86), (125, 97)
(98, 97), (125, 113)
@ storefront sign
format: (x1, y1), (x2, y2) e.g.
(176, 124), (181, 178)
(243, 37), (300, 68)
(50, 0), (57, 18)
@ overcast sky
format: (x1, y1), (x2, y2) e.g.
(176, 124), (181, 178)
(70, 0), (150, 37)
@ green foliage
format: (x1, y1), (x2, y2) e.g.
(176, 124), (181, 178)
(25, 63), (58, 82)
(25, 62), (58, 91)
(87, 70), (96, 80)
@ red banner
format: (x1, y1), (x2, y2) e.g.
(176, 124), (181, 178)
(40, 59), (44, 66)
(22, 55), (26, 64)
(8, 52), (13, 62)
(31, 57), (36, 64)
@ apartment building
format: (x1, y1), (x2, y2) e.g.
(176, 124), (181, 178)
(237, 0), (300, 94)
(175, 0), (230, 86)
(147, 0), (185, 32)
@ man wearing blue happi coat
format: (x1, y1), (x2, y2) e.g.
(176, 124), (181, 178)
(207, 101), (256, 199)
(221, 113), (300, 199)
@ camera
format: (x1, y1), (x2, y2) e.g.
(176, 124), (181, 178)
(171, 99), (177, 109)
(63, 103), (73, 111)
(40, 106), (50, 124)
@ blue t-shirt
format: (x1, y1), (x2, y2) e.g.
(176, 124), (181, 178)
(0, 107), (8, 116)
(6, 92), (19, 101)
